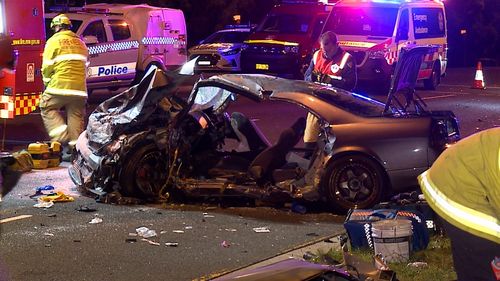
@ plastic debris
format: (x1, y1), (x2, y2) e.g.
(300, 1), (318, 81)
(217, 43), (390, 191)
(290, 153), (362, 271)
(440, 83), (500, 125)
(225, 228), (237, 232)
(407, 262), (428, 268)
(221, 240), (230, 248)
(252, 227), (270, 233)
(203, 213), (215, 218)
(291, 202), (307, 214)
(39, 191), (74, 203)
(125, 238), (137, 243)
(172, 230), (185, 234)
(184, 226), (193, 230)
(76, 205), (97, 212)
(89, 217), (103, 224)
(165, 242), (179, 247)
(30, 185), (55, 198)
(135, 227), (157, 238)
(33, 201), (54, 208)
(43, 232), (54, 236)
(141, 239), (160, 246)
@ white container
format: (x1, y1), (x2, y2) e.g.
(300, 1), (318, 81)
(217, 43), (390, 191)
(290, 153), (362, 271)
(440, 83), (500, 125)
(371, 219), (412, 263)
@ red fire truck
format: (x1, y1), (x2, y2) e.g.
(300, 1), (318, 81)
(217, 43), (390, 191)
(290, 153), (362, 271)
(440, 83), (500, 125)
(0, 0), (45, 119)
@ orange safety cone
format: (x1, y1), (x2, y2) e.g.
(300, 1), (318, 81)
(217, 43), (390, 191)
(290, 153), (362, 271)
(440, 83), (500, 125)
(472, 61), (486, 89)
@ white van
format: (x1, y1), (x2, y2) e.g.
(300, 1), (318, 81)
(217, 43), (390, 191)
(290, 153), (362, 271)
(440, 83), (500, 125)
(45, 3), (187, 92)
(323, 0), (447, 90)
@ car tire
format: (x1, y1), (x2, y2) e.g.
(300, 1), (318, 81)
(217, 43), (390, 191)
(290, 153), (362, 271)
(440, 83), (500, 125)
(423, 62), (441, 90)
(321, 155), (386, 214)
(119, 142), (168, 199)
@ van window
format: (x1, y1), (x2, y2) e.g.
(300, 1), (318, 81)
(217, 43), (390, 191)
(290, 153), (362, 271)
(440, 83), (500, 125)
(325, 7), (399, 37)
(257, 13), (312, 34)
(82, 20), (107, 43)
(108, 19), (131, 41)
(412, 8), (445, 39)
(396, 9), (409, 41)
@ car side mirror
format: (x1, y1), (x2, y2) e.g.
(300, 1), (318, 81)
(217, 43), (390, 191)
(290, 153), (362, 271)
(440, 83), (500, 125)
(83, 35), (99, 45)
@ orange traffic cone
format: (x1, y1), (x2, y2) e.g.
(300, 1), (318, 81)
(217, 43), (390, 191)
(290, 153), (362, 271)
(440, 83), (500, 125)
(472, 61), (486, 89)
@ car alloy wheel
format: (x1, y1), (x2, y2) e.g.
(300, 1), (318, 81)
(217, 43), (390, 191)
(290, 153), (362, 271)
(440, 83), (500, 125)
(322, 155), (385, 214)
(119, 143), (168, 198)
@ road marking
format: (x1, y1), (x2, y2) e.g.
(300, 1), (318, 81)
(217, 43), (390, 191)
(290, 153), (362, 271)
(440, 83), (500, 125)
(421, 94), (457, 100)
(0, 214), (33, 224)
(440, 84), (500, 89)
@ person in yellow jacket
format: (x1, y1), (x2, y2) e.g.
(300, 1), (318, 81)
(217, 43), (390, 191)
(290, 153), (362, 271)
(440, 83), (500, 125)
(41, 14), (88, 161)
(418, 127), (500, 281)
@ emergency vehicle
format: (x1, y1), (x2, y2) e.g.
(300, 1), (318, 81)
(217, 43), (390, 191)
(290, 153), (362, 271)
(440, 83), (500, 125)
(323, 0), (448, 90)
(45, 3), (187, 92)
(240, 0), (332, 78)
(0, 0), (45, 119)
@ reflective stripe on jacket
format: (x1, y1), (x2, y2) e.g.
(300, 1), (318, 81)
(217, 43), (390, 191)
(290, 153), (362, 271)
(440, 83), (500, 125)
(418, 128), (500, 243)
(42, 30), (88, 97)
(313, 49), (351, 81)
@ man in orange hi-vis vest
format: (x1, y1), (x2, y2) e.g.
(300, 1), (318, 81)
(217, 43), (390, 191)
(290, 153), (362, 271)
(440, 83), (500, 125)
(303, 31), (357, 158)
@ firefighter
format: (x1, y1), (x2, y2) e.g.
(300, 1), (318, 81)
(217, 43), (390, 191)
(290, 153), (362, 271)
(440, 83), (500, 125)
(303, 31), (357, 158)
(418, 128), (500, 281)
(41, 14), (88, 161)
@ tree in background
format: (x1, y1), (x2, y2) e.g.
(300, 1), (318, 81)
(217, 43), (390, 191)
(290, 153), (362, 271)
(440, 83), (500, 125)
(446, 0), (499, 66)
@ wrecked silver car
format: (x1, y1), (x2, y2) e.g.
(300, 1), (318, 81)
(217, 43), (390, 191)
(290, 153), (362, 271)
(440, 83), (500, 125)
(69, 47), (460, 213)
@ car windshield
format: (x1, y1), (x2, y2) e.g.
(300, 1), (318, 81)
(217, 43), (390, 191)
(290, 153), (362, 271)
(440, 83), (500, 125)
(325, 7), (398, 37)
(257, 13), (312, 34)
(45, 18), (83, 39)
(203, 31), (250, 44)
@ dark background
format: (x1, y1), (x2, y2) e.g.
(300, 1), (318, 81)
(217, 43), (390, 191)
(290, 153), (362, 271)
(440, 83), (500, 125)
(48, 0), (500, 67)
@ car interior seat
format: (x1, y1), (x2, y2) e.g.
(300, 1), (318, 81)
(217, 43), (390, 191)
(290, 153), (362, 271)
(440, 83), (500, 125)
(230, 112), (271, 152)
(248, 117), (306, 185)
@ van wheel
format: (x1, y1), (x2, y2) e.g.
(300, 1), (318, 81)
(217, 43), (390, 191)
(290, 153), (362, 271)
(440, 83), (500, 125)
(119, 142), (168, 199)
(424, 62), (441, 90)
(321, 155), (386, 214)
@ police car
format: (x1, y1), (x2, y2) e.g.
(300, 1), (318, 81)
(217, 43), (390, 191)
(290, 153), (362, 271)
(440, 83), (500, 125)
(188, 26), (252, 73)
(45, 4), (187, 92)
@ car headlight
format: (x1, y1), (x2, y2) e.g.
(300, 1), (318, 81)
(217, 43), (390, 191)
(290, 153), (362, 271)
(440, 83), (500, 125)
(220, 47), (241, 56)
(283, 46), (299, 54)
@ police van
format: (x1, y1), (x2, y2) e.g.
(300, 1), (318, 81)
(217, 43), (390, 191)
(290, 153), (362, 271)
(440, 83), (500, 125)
(45, 3), (187, 92)
(323, 0), (447, 90)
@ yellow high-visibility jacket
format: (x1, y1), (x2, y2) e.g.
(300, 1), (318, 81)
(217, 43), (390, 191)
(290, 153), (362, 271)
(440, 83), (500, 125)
(418, 127), (500, 243)
(42, 30), (88, 97)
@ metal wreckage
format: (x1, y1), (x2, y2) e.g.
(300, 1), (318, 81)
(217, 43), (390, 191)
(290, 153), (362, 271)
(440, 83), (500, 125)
(69, 47), (460, 213)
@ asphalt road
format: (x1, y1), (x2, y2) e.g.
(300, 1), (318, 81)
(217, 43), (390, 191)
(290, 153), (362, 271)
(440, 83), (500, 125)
(0, 67), (499, 281)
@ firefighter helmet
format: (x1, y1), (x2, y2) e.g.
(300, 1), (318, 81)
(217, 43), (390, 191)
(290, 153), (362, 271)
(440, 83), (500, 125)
(50, 14), (72, 29)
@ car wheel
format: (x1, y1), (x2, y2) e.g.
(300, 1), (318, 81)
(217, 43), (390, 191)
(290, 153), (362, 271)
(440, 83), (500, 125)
(321, 155), (386, 214)
(423, 62), (441, 90)
(119, 143), (168, 199)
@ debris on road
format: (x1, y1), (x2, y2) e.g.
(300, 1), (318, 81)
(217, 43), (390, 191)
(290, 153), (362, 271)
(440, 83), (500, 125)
(407, 261), (428, 268)
(76, 205), (97, 212)
(125, 238), (137, 243)
(33, 201), (54, 208)
(135, 227), (157, 238)
(141, 238), (160, 246)
(221, 240), (230, 248)
(172, 230), (185, 234)
(39, 191), (74, 203)
(225, 228), (237, 232)
(43, 232), (54, 236)
(165, 242), (179, 247)
(0, 214), (33, 224)
(89, 217), (103, 224)
(29, 185), (55, 198)
(203, 213), (215, 218)
(252, 227), (270, 233)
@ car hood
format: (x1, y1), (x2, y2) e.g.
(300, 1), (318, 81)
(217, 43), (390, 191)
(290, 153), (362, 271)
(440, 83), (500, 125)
(189, 43), (239, 53)
(86, 66), (188, 147)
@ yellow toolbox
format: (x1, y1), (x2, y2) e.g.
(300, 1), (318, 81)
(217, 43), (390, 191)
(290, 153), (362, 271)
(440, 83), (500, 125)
(27, 142), (50, 169)
(47, 141), (61, 168)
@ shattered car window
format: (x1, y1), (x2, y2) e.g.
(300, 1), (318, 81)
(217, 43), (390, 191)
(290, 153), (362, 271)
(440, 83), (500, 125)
(190, 86), (235, 113)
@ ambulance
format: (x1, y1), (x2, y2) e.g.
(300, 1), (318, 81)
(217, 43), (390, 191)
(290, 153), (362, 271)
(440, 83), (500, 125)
(45, 3), (187, 92)
(0, 0), (45, 119)
(323, 0), (448, 90)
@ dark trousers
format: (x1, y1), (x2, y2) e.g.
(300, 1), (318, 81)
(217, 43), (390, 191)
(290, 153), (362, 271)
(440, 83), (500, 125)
(440, 217), (500, 281)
